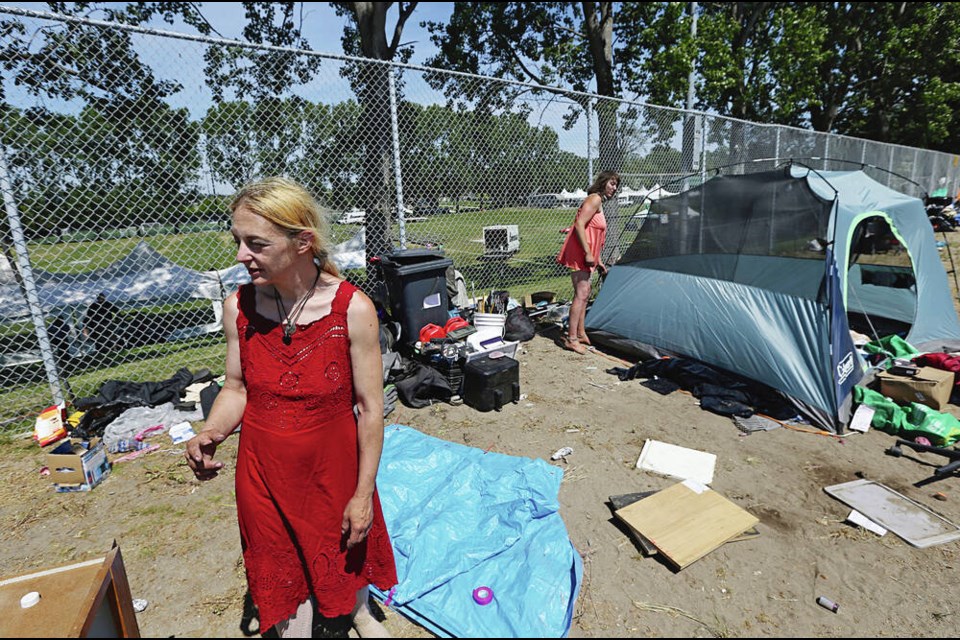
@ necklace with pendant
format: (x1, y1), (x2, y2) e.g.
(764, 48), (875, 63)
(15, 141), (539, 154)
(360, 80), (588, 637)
(274, 268), (321, 343)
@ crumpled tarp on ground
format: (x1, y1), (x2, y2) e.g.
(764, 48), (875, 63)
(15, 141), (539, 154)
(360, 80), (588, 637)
(371, 424), (582, 638)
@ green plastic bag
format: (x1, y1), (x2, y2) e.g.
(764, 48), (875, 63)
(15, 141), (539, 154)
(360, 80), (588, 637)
(862, 335), (919, 359)
(852, 386), (960, 446)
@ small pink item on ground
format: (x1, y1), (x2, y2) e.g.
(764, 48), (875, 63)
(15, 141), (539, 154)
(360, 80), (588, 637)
(39, 466), (50, 476)
(134, 424), (165, 441)
(112, 444), (161, 464)
(472, 586), (494, 605)
(914, 436), (932, 446)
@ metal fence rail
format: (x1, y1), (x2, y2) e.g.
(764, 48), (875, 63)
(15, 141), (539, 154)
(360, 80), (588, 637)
(1, 6), (958, 425)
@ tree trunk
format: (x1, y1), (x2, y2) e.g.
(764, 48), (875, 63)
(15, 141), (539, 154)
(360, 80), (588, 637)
(352, 2), (394, 263)
(583, 2), (625, 260)
(582, 2), (622, 173)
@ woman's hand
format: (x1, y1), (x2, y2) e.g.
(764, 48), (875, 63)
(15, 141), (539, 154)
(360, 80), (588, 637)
(584, 252), (596, 266)
(184, 431), (226, 480)
(341, 494), (374, 550)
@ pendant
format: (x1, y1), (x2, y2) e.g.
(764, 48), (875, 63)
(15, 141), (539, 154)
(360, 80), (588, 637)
(283, 323), (296, 339)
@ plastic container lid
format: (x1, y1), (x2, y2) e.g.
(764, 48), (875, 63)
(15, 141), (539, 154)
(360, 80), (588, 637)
(20, 591), (40, 608)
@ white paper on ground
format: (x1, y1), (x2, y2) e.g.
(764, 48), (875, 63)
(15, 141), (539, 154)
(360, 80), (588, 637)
(681, 478), (708, 495)
(849, 404), (875, 433)
(636, 439), (717, 485)
(847, 509), (888, 536)
(168, 421), (196, 445)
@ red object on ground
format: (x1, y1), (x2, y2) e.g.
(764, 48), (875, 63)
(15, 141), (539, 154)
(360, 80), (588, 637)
(419, 323), (447, 343)
(443, 316), (469, 333)
(913, 353), (960, 387)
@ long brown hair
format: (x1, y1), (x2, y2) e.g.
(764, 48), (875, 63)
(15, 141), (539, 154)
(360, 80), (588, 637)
(587, 171), (621, 199)
(230, 177), (340, 277)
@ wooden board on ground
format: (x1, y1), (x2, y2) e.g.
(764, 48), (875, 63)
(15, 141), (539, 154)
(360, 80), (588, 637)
(614, 480), (759, 569)
(609, 491), (760, 556)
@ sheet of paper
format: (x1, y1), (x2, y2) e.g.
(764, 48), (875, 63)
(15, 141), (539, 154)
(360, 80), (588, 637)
(847, 509), (887, 536)
(636, 440), (716, 485)
(848, 404), (875, 433)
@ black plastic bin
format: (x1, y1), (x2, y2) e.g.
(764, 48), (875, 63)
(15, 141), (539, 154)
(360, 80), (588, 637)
(379, 249), (453, 344)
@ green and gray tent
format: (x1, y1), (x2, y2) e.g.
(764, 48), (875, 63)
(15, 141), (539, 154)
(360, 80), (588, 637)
(587, 166), (960, 432)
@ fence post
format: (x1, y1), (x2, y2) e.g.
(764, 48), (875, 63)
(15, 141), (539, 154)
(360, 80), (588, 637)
(0, 145), (65, 405)
(701, 116), (707, 185)
(910, 148), (919, 192)
(388, 67), (407, 249)
(587, 99), (594, 183)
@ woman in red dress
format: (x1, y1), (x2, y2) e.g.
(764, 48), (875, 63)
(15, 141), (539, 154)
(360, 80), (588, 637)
(186, 177), (397, 637)
(556, 171), (620, 354)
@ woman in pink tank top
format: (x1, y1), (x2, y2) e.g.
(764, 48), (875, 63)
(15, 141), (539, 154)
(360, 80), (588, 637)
(556, 171), (620, 354)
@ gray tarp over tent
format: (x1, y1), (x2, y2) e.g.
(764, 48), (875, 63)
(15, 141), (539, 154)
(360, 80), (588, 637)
(0, 241), (223, 321)
(587, 166), (960, 432)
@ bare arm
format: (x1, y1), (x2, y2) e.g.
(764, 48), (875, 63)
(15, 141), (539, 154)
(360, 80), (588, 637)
(341, 289), (385, 549)
(574, 193), (603, 268)
(184, 293), (246, 480)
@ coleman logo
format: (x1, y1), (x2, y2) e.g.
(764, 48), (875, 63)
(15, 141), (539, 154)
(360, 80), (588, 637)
(837, 352), (855, 384)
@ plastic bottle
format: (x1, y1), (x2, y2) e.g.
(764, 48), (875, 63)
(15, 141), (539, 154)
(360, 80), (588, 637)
(816, 595), (839, 613)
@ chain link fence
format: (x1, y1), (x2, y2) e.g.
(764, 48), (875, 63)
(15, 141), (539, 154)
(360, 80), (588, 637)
(1, 6), (959, 426)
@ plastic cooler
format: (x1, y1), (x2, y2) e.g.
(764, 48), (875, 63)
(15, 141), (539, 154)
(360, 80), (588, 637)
(379, 249), (453, 344)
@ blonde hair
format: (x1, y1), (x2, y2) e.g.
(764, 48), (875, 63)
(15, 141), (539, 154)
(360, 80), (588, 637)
(230, 177), (340, 277)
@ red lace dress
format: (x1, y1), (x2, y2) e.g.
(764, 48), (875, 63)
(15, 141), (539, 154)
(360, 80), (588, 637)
(556, 206), (607, 272)
(234, 281), (397, 631)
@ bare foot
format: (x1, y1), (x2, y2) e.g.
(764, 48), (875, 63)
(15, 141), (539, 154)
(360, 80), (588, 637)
(578, 333), (591, 346)
(560, 335), (587, 355)
(353, 609), (391, 638)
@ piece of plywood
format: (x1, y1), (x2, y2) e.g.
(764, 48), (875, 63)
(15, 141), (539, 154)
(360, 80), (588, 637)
(615, 480), (759, 569)
(636, 440), (716, 485)
(609, 492), (760, 556)
(824, 479), (960, 548)
(0, 546), (140, 637)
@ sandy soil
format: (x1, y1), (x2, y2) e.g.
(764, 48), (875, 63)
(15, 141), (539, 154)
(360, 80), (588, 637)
(3, 235), (960, 638)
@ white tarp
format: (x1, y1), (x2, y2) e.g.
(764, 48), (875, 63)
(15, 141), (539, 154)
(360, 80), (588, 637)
(0, 241), (222, 321)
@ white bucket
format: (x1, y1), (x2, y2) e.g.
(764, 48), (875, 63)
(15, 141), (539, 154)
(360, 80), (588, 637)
(468, 313), (506, 351)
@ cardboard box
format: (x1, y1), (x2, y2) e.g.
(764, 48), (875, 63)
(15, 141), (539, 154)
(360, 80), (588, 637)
(45, 439), (111, 491)
(879, 366), (955, 410)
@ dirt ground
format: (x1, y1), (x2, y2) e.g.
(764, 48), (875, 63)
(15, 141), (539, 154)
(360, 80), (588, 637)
(3, 236), (960, 638)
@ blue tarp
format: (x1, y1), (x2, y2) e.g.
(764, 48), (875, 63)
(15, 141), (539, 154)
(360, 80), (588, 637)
(371, 424), (583, 638)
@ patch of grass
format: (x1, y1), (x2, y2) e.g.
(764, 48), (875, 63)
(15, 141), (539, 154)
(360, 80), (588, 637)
(131, 503), (186, 519)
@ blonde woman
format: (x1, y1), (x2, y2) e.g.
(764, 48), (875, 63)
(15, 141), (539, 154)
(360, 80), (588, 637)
(186, 177), (397, 637)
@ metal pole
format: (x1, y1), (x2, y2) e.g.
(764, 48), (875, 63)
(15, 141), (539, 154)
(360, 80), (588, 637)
(700, 115), (707, 184)
(910, 148), (919, 193)
(0, 145), (64, 405)
(587, 99), (594, 183)
(686, 3), (698, 113)
(888, 148), (895, 187)
(774, 127), (781, 165)
(388, 67), (407, 249)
